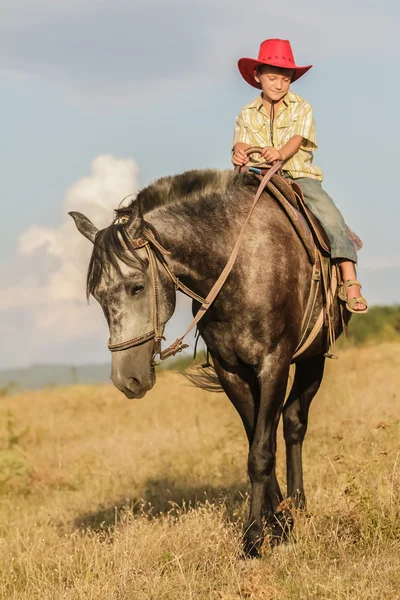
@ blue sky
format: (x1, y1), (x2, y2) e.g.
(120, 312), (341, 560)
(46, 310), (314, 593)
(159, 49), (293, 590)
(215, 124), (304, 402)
(1, 0), (399, 368)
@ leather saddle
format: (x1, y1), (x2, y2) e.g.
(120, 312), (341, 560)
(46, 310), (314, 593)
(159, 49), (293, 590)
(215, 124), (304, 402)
(269, 173), (331, 253)
(235, 146), (362, 265)
(242, 167), (330, 264)
(251, 169), (363, 263)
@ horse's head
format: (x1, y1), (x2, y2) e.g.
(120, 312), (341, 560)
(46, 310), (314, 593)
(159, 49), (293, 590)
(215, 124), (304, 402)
(69, 204), (176, 399)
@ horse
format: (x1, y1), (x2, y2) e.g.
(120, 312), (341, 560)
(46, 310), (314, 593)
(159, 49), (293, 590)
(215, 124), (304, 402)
(70, 167), (343, 557)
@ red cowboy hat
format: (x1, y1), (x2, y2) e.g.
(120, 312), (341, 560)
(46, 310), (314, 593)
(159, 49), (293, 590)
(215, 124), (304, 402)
(238, 39), (312, 89)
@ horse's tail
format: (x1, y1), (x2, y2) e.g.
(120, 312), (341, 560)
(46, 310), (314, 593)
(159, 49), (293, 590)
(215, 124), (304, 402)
(181, 364), (224, 393)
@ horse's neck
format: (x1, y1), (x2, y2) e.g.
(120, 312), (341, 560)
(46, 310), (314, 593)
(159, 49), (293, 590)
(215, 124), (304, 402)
(146, 202), (230, 291)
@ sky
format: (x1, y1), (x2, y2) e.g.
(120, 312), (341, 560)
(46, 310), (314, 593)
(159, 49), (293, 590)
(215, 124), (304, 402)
(1, 0), (399, 369)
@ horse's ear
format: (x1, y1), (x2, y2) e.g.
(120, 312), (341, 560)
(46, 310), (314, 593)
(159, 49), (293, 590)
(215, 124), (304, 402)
(69, 211), (98, 243)
(124, 200), (143, 238)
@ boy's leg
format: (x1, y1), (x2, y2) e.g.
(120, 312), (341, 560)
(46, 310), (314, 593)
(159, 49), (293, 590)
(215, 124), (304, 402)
(293, 177), (367, 312)
(293, 178), (357, 262)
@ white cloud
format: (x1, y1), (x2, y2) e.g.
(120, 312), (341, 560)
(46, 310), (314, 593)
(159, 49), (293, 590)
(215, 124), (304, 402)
(18, 154), (139, 302)
(0, 153), (202, 368)
(0, 155), (140, 366)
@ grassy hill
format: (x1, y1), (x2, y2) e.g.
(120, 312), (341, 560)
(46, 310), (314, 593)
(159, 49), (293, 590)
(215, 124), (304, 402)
(0, 363), (111, 393)
(0, 342), (399, 599)
(1, 305), (400, 394)
(344, 304), (400, 345)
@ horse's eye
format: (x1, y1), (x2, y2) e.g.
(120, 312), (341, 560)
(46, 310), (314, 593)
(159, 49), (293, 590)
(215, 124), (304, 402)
(130, 283), (145, 296)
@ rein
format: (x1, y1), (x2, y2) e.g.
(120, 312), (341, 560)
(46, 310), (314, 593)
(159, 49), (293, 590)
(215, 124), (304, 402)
(107, 160), (284, 362)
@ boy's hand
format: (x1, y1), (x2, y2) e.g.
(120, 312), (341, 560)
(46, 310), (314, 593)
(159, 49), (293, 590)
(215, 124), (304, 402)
(232, 146), (250, 166)
(261, 147), (282, 163)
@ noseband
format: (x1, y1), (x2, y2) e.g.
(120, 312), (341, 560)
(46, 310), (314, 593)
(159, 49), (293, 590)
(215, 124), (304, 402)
(107, 161), (284, 363)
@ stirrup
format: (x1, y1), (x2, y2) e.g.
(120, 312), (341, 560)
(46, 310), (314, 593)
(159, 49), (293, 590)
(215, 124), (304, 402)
(338, 279), (368, 314)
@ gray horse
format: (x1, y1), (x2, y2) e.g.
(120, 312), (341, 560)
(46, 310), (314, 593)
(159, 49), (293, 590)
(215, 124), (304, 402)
(70, 168), (342, 557)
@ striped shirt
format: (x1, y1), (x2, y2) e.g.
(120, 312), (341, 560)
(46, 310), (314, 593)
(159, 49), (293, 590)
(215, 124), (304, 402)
(233, 90), (323, 181)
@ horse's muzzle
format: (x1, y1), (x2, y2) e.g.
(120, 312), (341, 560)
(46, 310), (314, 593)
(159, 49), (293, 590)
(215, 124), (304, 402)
(111, 371), (155, 399)
(110, 340), (156, 399)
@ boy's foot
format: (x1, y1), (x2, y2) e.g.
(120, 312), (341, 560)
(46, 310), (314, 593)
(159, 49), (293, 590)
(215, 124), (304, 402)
(347, 284), (368, 312)
(338, 279), (368, 314)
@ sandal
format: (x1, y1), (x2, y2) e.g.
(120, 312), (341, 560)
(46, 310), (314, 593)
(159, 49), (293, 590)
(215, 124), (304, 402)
(338, 279), (368, 314)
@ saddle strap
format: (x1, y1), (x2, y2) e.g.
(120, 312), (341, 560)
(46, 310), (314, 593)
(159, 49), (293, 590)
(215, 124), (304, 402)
(266, 180), (316, 264)
(292, 250), (321, 358)
(292, 252), (338, 361)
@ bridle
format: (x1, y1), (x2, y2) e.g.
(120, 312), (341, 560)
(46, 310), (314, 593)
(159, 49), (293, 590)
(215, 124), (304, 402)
(107, 227), (207, 359)
(107, 159), (284, 363)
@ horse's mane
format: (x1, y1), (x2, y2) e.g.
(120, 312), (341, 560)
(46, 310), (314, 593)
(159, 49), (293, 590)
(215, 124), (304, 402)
(86, 225), (147, 298)
(87, 169), (257, 297)
(116, 169), (256, 218)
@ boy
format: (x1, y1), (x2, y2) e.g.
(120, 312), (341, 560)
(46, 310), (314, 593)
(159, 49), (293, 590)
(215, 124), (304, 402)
(232, 38), (367, 313)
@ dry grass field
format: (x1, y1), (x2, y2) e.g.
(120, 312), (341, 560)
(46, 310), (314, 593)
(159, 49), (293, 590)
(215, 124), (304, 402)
(0, 343), (399, 599)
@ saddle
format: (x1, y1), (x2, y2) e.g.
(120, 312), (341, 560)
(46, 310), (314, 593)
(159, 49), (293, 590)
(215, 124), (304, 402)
(247, 168), (330, 264)
(235, 151), (344, 360)
(245, 167), (343, 359)
(238, 157), (362, 264)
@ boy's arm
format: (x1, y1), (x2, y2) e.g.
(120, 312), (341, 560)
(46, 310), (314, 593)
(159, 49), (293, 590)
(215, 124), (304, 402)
(280, 104), (317, 158)
(232, 142), (251, 166)
(263, 103), (317, 162)
(232, 113), (251, 166)
(279, 135), (304, 161)
(260, 135), (304, 163)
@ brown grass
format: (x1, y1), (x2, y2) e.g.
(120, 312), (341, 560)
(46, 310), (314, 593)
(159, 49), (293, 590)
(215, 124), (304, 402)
(0, 343), (399, 599)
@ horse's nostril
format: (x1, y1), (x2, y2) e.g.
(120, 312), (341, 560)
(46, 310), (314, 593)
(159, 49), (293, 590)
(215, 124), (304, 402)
(130, 375), (142, 387)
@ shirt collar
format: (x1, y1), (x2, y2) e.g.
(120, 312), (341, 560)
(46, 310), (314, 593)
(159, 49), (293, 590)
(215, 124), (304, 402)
(285, 90), (300, 104)
(252, 89), (299, 111)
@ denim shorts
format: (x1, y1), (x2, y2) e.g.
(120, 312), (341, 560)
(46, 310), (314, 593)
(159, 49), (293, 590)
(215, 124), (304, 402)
(285, 175), (358, 263)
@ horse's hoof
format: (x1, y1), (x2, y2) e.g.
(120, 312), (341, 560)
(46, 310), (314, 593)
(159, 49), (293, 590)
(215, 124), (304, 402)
(266, 510), (294, 545)
(288, 492), (307, 511)
(241, 542), (262, 560)
(242, 525), (263, 559)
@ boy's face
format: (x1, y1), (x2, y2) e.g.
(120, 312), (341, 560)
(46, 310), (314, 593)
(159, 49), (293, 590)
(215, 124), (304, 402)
(254, 65), (294, 102)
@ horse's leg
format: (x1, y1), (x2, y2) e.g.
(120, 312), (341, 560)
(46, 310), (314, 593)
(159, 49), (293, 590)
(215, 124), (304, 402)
(213, 357), (257, 444)
(244, 349), (291, 557)
(213, 358), (285, 539)
(283, 353), (326, 509)
(262, 409), (290, 543)
(213, 358), (286, 546)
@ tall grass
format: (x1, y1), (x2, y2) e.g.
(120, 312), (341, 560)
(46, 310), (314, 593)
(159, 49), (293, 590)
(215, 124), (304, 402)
(0, 343), (399, 599)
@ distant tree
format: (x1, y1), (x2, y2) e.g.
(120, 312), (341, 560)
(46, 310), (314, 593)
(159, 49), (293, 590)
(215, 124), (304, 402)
(71, 366), (78, 385)
(0, 381), (18, 398)
(345, 305), (400, 345)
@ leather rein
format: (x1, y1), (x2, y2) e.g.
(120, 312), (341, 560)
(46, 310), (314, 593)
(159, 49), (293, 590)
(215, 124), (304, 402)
(107, 159), (284, 362)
